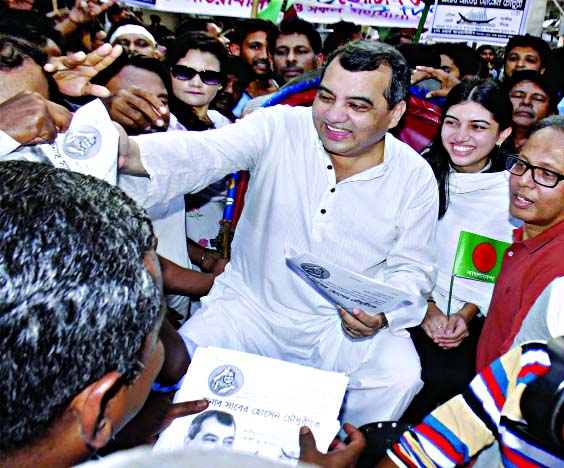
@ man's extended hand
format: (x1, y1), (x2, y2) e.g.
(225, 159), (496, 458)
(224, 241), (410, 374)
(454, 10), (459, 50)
(339, 306), (387, 339)
(102, 396), (209, 451)
(299, 423), (366, 468)
(0, 91), (72, 145)
(107, 86), (169, 133)
(44, 43), (123, 98)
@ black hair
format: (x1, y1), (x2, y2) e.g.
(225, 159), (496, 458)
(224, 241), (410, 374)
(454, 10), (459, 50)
(434, 43), (482, 78)
(0, 161), (160, 453)
(504, 34), (550, 70)
(230, 18), (276, 47)
(92, 52), (171, 94)
(322, 40), (410, 110)
(168, 32), (228, 131)
(267, 17), (322, 56)
(424, 78), (513, 218)
(503, 69), (558, 115)
(186, 410), (236, 440)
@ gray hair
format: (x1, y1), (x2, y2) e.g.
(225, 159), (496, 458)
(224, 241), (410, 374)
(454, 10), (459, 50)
(0, 161), (161, 453)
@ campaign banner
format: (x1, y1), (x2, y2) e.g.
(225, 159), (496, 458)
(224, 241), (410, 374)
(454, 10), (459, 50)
(152, 0), (267, 17)
(430, 0), (531, 44)
(294, 0), (435, 28)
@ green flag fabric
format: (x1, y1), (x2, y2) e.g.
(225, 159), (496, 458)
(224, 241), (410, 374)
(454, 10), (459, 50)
(451, 231), (511, 284)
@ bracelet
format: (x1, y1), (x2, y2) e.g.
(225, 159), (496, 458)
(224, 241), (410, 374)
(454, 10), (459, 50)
(427, 298), (436, 303)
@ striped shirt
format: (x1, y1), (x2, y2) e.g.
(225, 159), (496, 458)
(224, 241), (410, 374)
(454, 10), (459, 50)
(389, 342), (562, 467)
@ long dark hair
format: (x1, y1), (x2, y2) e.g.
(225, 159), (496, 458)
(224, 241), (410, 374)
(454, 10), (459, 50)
(424, 78), (513, 219)
(167, 32), (228, 131)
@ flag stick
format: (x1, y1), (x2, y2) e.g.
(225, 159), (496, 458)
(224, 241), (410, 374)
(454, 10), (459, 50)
(446, 274), (455, 317)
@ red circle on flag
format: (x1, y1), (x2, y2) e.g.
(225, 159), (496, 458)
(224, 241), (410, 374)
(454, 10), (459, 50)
(472, 243), (497, 273)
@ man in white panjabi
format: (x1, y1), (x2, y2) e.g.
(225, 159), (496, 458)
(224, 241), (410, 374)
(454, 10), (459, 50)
(119, 41), (439, 427)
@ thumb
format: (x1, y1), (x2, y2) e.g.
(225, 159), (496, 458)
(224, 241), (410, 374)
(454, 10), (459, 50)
(167, 399), (209, 420)
(299, 426), (320, 460)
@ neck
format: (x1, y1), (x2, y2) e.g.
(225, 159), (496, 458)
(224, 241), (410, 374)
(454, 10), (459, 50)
(193, 105), (210, 121)
(246, 78), (278, 98)
(329, 142), (385, 183)
(1, 423), (91, 468)
(513, 126), (531, 151)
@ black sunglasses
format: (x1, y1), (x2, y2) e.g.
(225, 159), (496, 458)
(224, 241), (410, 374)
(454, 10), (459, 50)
(170, 65), (221, 85)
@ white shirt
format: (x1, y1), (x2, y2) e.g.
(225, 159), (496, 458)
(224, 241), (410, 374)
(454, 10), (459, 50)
(433, 170), (520, 315)
(131, 105), (438, 334)
(0, 130), (22, 158)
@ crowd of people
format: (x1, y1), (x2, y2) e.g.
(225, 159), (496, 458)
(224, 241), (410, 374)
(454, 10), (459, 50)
(1, 0), (564, 467)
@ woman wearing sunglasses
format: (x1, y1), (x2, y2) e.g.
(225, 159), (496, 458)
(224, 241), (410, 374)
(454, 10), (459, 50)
(167, 31), (229, 131)
(401, 78), (522, 424)
(166, 32), (231, 288)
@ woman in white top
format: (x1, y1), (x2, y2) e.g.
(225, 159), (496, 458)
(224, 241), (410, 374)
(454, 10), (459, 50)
(167, 32), (231, 284)
(402, 78), (520, 423)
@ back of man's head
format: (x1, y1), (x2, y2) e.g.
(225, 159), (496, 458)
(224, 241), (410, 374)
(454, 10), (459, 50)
(322, 40), (410, 110)
(267, 17), (322, 56)
(0, 161), (160, 454)
(531, 114), (564, 137)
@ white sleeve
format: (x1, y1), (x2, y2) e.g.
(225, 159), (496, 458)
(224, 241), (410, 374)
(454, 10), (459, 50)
(0, 130), (21, 158)
(128, 107), (277, 208)
(547, 276), (564, 337)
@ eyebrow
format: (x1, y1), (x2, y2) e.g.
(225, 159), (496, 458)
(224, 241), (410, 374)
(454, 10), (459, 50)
(520, 154), (562, 172)
(317, 86), (374, 106)
(444, 114), (492, 125)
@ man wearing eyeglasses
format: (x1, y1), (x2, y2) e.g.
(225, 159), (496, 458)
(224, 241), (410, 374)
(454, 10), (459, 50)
(477, 115), (564, 371)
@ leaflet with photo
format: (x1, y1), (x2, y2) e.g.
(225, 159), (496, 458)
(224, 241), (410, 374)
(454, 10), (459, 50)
(154, 346), (348, 465)
(286, 251), (413, 315)
(39, 99), (118, 185)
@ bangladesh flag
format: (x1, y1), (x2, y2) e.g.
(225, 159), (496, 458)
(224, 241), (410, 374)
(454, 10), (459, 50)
(451, 231), (511, 284)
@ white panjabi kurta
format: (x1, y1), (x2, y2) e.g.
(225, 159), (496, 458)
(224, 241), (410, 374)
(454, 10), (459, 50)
(432, 170), (521, 316)
(131, 105), (439, 427)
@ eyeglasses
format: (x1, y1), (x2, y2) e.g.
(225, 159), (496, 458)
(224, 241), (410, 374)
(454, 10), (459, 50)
(506, 155), (564, 188)
(170, 65), (221, 85)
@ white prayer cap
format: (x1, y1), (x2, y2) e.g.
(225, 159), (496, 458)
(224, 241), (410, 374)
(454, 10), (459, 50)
(109, 25), (157, 47)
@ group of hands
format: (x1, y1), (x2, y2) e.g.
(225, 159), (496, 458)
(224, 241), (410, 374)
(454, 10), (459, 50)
(1, 41), (168, 159)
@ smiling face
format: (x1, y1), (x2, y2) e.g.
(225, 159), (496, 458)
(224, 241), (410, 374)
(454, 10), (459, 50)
(509, 127), (564, 239)
(172, 49), (221, 113)
(441, 101), (510, 173)
(240, 31), (270, 76)
(272, 33), (321, 84)
(505, 46), (543, 77)
(509, 80), (550, 129)
(312, 59), (405, 165)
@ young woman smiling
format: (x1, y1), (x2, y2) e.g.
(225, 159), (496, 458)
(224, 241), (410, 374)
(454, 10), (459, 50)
(402, 78), (522, 423)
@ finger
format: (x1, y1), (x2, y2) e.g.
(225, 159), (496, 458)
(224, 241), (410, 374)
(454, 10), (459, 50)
(85, 44), (122, 69)
(167, 399), (209, 419)
(82, 83), (111, 99)
(342, 423), (366, 450)
(426, 89), (450, 99)
(129, 87), (169, 117)
(118, 94), (162, 126)
(46, 100), (73, 133)
(111, 108), (142, 131)
(298, 426), (321, 461)
(61, 51), (88, 68)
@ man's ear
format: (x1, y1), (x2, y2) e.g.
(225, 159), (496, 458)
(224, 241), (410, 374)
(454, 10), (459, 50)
(315, 53), (324, 68)
(70, 372), (123, 450)
(229, 43), (240, 56)
(388, 100), (407, 130)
